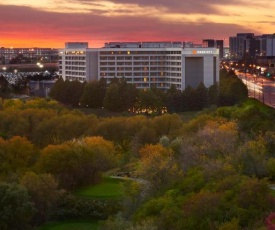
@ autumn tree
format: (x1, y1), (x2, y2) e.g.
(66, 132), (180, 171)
(37, 136), (118, 190)
(137, 144), (183, 193)
(0, 136), (37, 181)
(152, 113), (183, 139)
(236, 136), (268, 178)
(32, 113), (98, 147)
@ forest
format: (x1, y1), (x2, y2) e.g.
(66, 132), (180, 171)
(0, 70), (275, 230)
(48, 69), (248, 113)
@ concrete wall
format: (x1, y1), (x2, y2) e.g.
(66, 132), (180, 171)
(86, 50), (98, 81)
(185, 57), (204, 88)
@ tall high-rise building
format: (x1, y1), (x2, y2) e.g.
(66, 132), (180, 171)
(229, 33), (275, 60)
(202, 39), (224, 59)
(260, 34), (275, 57)
(59, 42), (220, 91)
(229, 33), (254, 59)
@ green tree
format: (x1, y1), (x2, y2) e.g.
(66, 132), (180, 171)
(165, 85), (183, 113)
(135, 89), (164, 114)
(20, 172), (63, 224)
(237, 177), (271, 227)
(236, 136), (268, 178)
(219, 72), (248, 106)
(0, 75), (10, 98)
(103, 83), (121, 112)
(48, 78), (65, 102)
(118, 78), (138, 111)
(194, 83), (209, 110)
(182, 85), (198, 111)
(80, 80), (104, 108)
(208, 83), (219, 105)
(152, 113), (183, 139)
(0, 182), (35, 230)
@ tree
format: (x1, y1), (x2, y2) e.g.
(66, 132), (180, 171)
(48, 78), (65, 102)
(0, 136), (37, 181)
(236, 177), (271, 227)
(0, 182), (35, 230)
(164, 85), (183, 113)
(66, 80), (85, 107)
(80, 80), (105, 108)
(32, 113), (97, 147)
(103, 83), (121, 112)
(236, 136), (268, 178)
(219, 72), (248, 106)
(182, 85), (198, 111)
(135, 89), (164, 114)
(208, 83), (219, 106)
(99, 212), (157, 230)
(152, 113), (183, 139)
(20, 172), (63, 224)
(37, 137), (118, 190)
(137, 144), (183, 192)
(0, 75), (10, 98)
(196, 120), (239, 158)
(195, 82), (209, 110)
(181, 191), (223, 230)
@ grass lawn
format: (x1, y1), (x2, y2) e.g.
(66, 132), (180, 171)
(75, 177), (124, 199)
(270, 188), (275, 198)
(37, 220), (99, 230)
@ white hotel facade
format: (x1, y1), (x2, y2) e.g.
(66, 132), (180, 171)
(59, 42), (219, 91)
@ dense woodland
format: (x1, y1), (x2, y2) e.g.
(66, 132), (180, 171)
(49, 69), (248, 113)
(0, 70), (275, 229)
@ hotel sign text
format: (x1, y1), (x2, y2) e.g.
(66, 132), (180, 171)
(192, 50), (213, 54)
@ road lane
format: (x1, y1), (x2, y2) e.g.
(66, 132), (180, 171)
(237, 71), (275, 108)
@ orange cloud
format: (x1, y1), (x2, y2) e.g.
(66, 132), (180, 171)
(0, 1), (271, 48)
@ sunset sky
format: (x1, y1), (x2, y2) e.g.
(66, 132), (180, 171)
(0, 0), (274, 48)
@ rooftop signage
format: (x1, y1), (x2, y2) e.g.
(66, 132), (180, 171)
(192, 50), (213, 54)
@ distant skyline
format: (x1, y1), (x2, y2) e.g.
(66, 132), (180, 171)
(0, 0), (274, 48)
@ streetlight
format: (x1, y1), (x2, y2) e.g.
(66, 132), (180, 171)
(262, 79), (265, 103)
(37, 62), (43, 70)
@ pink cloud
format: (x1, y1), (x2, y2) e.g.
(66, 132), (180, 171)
(0, 5), (261, 48)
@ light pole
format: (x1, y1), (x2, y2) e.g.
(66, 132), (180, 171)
(262, 79), (265, 104)
(253, 76), (256, 99)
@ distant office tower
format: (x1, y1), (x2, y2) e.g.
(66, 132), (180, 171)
(229, 33), (275, 59)
(260, 34), (275, 57)
(202, 39), (224, 59)
(0, 47), (58, 64)
(202, 39), (215, 48)
(229, 33), (262, 59)
(59, 42), (219, 91)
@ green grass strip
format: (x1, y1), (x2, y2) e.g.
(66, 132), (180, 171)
(75, 177), (124, 199)
(37, 220), (99, 230)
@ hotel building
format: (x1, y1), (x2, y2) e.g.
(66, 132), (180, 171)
(59, 42), (219, 91)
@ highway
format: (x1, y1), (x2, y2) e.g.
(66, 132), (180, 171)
(237, 71), (275, 108)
